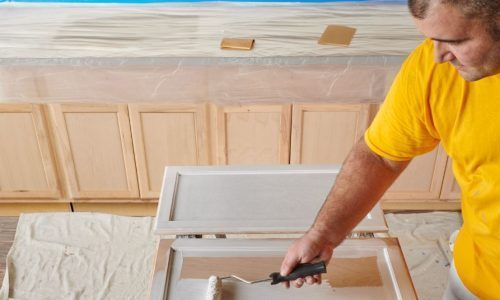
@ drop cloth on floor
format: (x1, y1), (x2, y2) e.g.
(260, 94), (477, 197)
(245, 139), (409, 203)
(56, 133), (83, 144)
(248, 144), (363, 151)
(385, 212), (463, 300)
(0, 211), (462, 300)
(0, 213), (157, 300)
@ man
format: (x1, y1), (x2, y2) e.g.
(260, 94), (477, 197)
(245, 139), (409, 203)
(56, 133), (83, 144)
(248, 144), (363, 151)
(280, 0), (500, 299)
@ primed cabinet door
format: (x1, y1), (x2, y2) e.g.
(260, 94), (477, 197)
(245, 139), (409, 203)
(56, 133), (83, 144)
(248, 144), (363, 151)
(213, 104), (291, 165)
(383, 145), (448, 200)
(290, 104), (374, 164)
(0, 104), (60, 199)
(440, 157), (461, 200)
(129, 103), (210, 199)
(151, 238), (417, 300)
(49, 104), (139, 200)
(155, 165), (387, 235)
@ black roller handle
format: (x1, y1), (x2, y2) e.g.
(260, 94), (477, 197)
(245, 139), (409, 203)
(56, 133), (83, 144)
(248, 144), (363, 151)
(269, 261), (327, 285)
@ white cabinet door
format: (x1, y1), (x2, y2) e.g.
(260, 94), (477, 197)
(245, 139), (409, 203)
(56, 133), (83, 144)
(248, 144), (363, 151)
(151, 238), (416, 300)
(155, 165), (387, 235)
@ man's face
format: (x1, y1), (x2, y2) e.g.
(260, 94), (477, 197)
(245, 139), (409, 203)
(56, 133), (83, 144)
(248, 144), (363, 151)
(414, 2), (500, 81)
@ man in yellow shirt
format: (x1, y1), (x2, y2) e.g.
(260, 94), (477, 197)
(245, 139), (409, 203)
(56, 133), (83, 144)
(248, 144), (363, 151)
(280, 0), (500, 298)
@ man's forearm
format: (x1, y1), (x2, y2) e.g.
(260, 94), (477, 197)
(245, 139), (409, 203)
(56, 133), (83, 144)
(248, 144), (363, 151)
(310, 139), (410, 247)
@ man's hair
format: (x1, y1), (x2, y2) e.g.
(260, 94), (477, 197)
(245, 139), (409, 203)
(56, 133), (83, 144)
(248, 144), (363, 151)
(408, 0), (500, 40)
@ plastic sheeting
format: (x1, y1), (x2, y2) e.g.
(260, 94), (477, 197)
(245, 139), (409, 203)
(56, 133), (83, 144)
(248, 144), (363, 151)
(0, 2), (423, 104)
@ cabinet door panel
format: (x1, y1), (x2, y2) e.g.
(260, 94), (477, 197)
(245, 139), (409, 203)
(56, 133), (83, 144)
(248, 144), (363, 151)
(290, 104), (374, 164)
(152, 238), (417, 300)
(0, 104), (59, 199)
(49, 104), (138, 199)
(214, 104), (291, 165)
(383, 145), (448, 200)
(129, 104), (210, 198)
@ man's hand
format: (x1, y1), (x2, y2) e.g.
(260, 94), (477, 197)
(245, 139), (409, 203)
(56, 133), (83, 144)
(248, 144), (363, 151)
(279, 139), (410, 289)
(280, 229), (334, 288)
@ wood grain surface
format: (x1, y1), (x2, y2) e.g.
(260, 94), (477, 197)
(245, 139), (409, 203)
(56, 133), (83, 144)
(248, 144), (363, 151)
(0, 217), (18, 281)
(180, 256), (382, 287)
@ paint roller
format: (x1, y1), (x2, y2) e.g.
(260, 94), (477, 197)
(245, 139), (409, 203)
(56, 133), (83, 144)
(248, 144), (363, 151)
(206, 261), (327, 300)
(207, 276), (222, 300)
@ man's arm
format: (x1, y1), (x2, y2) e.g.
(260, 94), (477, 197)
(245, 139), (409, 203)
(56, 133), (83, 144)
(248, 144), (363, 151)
(280, 138), (410, 288)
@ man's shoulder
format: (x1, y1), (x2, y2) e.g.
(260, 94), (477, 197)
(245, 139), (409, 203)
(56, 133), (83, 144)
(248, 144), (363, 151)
(406, 39), (447, 71)
(411, 39), (434, 59)
(402, 39), (458, 87)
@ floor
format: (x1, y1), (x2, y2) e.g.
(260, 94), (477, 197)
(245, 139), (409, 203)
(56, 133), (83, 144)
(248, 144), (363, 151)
(0, 217), (18, 281)
(385, 212), (462, 300)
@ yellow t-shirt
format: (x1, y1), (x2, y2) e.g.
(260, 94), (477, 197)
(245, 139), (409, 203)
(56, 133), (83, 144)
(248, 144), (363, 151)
(365, 39), (500, 299)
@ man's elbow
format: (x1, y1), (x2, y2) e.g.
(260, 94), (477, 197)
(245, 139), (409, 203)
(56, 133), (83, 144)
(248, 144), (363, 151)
(357, 139), (411, 174)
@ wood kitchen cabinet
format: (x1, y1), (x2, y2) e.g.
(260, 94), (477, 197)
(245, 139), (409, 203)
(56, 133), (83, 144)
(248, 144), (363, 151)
(48, 104), (139, 200)
(383, 146), (447, 199)
(290, 103), (375, 164)
(0, 101), (462, 213)
(0, 104), (60, 200)
(128, 103), (211, 199)
(290, 103), (459, 210)
(212, 104), (291, 165)
(381, 147), (460, 210)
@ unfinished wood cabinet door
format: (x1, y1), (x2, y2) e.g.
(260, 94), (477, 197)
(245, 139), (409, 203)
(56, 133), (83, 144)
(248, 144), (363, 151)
(129, 103), (210, 199)
(381, 145), (458, 209)
(213, 104), (291, 165)
(440, 157), (461, 200)
(0, 104), (60, 199)
(49, 104), (138, 200)
(290, 104), (375, 164)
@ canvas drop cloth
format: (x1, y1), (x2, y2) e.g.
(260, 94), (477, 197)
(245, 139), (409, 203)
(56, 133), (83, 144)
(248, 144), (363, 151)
(385, 212), (463, 300)
(0, 213), (158, 300)
(0, 211), (462, 299)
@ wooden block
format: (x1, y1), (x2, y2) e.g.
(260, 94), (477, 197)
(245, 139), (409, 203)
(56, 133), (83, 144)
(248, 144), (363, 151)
(318, 25), (356, 46)
(220, 38), (255, 50)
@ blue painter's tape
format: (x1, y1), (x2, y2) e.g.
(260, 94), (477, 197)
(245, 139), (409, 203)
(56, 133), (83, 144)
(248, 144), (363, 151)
(1, 0), (393, 3)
